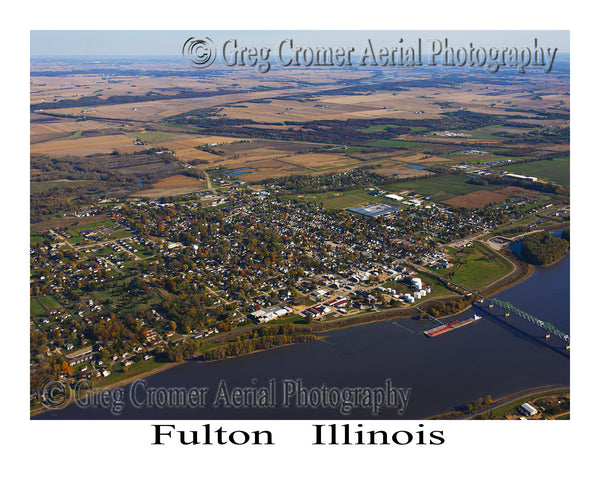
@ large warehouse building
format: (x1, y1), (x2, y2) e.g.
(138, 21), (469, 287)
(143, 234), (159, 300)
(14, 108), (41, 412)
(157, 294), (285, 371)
(347, 202), (402, 218)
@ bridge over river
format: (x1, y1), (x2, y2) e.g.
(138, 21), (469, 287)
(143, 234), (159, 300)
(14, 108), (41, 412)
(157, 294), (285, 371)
(414, 268), (570, 348)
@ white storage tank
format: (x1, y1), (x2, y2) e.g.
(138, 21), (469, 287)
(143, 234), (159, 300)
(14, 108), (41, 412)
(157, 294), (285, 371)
(412, 277), (422, 289)
(426, 286), (431, 294)
(420, 289), (426, 296)
(414, 292), (421, 299)
(407, 297), (415, 304)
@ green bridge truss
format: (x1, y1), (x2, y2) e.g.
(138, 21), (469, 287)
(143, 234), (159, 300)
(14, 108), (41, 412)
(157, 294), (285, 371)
(491, 298), (569, 343)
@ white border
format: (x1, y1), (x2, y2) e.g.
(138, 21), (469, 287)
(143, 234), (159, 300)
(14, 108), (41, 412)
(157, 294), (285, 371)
(6, 0), (597, 477)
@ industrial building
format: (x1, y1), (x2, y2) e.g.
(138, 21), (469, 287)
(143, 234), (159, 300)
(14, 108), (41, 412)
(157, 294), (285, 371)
(384, 193), (404, 201)
(310, 289), (329, 301)
(519, 403), (538, 417)
(347, 202), (402, 218)
(504, 173), (538, 182)
(249, 305), (293, 323)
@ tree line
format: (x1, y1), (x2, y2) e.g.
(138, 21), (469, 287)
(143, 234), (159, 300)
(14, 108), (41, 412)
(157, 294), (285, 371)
(164, 324), (316, 362)
(520, 231), (569, 265)
(421, 296), (473, 318)
(467, 174), (563, 194)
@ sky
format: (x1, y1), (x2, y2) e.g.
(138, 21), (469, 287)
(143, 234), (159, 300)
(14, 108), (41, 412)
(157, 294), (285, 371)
(30, 30), (569, 57)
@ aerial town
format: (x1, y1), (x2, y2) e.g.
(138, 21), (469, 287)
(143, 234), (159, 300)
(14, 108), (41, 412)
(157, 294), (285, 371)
(30, 48), (570, 416)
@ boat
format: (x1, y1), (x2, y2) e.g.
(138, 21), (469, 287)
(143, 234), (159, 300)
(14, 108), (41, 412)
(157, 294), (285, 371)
(423, 325), (452, 337)
(424, 314), (481, 337)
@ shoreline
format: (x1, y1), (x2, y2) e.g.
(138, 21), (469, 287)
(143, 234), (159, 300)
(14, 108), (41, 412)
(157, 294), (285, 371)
(31, 246), (551, 417)
(427, 384), (570, 420)
(534, 249), (570, 268)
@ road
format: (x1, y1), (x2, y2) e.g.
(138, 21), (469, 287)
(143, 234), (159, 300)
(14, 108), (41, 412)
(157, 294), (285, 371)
(456, 384), (570, 420)
(203, 170), (217, 194)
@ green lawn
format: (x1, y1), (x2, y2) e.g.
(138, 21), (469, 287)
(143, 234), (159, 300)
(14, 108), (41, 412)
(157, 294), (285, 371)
(496, 157), (570, 185)
(268, 314), (307, 325)
(38, 295), (61, 311)
(291, 175), (502, 205)
(413, 272), (457, 298)
(475, 388), (570, 419)
(93, 358), (166, 388)
(386, 174), (498, 199)
(435, 242), (513, 291)
(63, 228), (85, 243)
(127, 130), (183, 143)
(322, 190), (390, 209)
(64, 218), (120, 243)
(90, 289), (114, 301)
(30, 298), (47, 316)
(107, 229), (134, 240)
(465, 125), (508, 140)
(322, 195), (369, 209)
(286, 187), (405, 210)
(30, 230), (48, 245)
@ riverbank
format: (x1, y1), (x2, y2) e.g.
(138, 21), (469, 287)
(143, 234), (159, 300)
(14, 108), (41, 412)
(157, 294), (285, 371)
(479, 248), (535, 297)
(31, 245), (542, 417)
(427, 384), (570, 420)
(536, 248), (570, 268)
(30, 361), (181, 417)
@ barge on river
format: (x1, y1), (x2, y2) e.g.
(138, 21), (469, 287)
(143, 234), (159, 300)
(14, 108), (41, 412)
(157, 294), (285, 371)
(424, 314), (481, 337)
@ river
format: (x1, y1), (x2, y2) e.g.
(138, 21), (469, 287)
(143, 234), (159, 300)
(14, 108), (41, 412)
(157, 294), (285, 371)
(37, 253), (569, 420)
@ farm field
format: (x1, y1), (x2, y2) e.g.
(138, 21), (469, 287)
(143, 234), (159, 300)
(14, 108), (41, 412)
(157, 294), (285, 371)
(203, 148), (371, 176)
(137, 174), (207, 198)
(30, 132), (147, 156)
(321, 191), (397, 210)
(433, 183), (543, 208)
(215, 151), (434, 180)
(498, 157), (570, 185)
(217, 98), (379, 123)
(30, 179), (90, 193)
(121, 129), (191, 143)
(386, 174), (499, 200)
(371, 159), (435, 179)
(45, 86), (324, 122)
(367, 139), (429, 148)
(438, 152), (509, 163)
(30, 72), (223, 104)
(281, 152), (362, 171)
(219, 159), (311, 182)
(30, 116), (117, 143)
(156, 135), (248, 163)
(444, 190), (508, 208)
